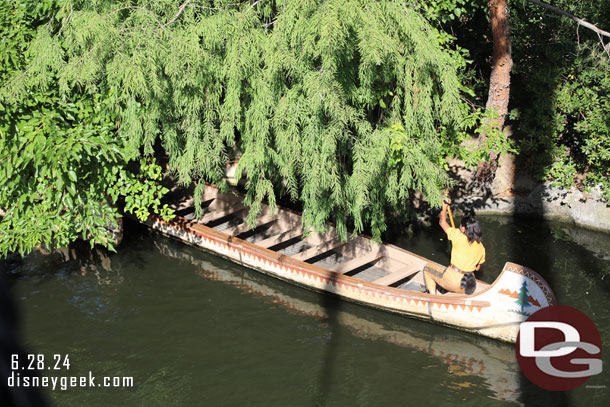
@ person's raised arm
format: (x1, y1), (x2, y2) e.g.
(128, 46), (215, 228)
(439, 199), (451, 233)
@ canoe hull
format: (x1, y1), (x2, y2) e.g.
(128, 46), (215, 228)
(156, 237), (522, 404)
(146, 212), (556, 343)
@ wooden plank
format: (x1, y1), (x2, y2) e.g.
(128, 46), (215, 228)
(292, 239), (347, 262)
(199, 203), (246, 224)
(172, 186), (223, 210)
(222, 213), (277, 236)
(410, 270), (425, 286)
(373, 264), (421, 286)
(257, 228), (303, 249)
(179, 198), (218, 218)
(331, 252), (383, 275)
(171, 197), (194, 211)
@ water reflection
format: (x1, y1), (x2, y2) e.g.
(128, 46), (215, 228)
(154, 238), (522, 404)
(7, 221), (609, 406)
(5, 245), (122, 287)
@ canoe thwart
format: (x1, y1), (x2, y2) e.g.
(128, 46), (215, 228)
(292, 238), (346, 262)
(199, 203), (246, 224)
(223, 213), (278, 236)
(373, 264), (421, 286)
(257, 228), (304, 249)
(331, 252), (383, 275)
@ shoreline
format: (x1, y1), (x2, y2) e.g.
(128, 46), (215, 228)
(448, 183), (610, 233)
(443, 153), (610, 233)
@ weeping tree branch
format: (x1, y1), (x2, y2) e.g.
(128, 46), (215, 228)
(109, 1), (192, 28)
(526, 0), (610, 59)
(526, 0), (610, 38)
(166, 0), (191, 25)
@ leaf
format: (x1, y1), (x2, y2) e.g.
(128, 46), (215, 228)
(66, 183), (76, 196)
(62, 194), (73, 208)
(56, 175), (64, 191)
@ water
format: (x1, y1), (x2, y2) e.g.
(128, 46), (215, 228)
(2, 215), (609, 406)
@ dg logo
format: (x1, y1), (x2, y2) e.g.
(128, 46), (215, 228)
(516, 305), (603, 391)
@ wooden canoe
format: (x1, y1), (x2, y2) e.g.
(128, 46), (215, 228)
(143, 184), (557, 343)
(154, 236), (521, 403)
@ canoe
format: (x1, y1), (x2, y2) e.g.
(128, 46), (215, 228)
(154, 236), (522, 403)
(143, 184), (556, 343)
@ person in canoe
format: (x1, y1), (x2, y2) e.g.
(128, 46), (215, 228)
(423, 198), (485, 295)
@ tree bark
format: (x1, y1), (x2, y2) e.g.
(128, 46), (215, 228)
(475, 0), (513, 188)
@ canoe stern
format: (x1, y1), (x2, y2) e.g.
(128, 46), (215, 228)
(470, 262), (557, 342)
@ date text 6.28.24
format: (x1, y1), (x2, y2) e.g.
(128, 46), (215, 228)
(11, 354), (70, 371)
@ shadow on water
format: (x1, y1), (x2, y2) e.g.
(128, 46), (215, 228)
(313, 271), (343, 407)
(510, 219), (571, 406)
(566, 237), (610, 300)
(0, 237), (131, 407)
(507, 157), (571, 406)
(449, 181), (574, 404)
(0, 259), (49, 407)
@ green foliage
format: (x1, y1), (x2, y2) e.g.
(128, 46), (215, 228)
(411, 0), (511, 172)
(7, 0), (469, 241)
(414, 0), (486, 24)
(0, 0), (58, 80)
(0, 0), (174, 257)
(509, 0), (610, 199)
(108, 159), (175, 222)
(464, 109), (518, 166)
(0, 91), (174, 257)
(0, 95), (115, 255)
(386, 123), (451, 204)
(436, 106), (517, 170)
(544, 148), (578, 189)
(555, 58), (610, 198)
(418, 0), (609, 202)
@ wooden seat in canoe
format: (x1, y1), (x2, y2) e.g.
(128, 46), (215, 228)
(223, 212), (278, 236)
(199, 202), (246, 224)
(332, 252), (383, 275)
(373, 264), (421, 286)
(292, 238), (347, 262)
(257, 228), (304, 249)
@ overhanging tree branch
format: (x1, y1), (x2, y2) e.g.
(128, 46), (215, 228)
(526, 0), (610, 39)
(166, 1), (191, 26)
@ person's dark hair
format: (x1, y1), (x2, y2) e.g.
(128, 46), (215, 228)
(461, 216), (482, 244)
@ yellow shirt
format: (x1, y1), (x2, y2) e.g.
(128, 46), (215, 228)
(446, 227), (486, 272)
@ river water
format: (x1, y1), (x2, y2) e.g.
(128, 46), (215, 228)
(2, 215), (609, 406)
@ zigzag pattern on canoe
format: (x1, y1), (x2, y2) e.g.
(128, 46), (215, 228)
(151, 215), (484, 313)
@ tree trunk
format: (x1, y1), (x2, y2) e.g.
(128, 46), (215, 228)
(475, 0), (513, 188)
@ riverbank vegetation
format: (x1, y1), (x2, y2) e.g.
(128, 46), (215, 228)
(1, 0), (608, 256)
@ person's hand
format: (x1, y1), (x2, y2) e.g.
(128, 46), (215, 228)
(442, 188), (451, 206)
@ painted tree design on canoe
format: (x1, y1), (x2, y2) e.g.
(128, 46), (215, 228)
(515, 281), (531, 314)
